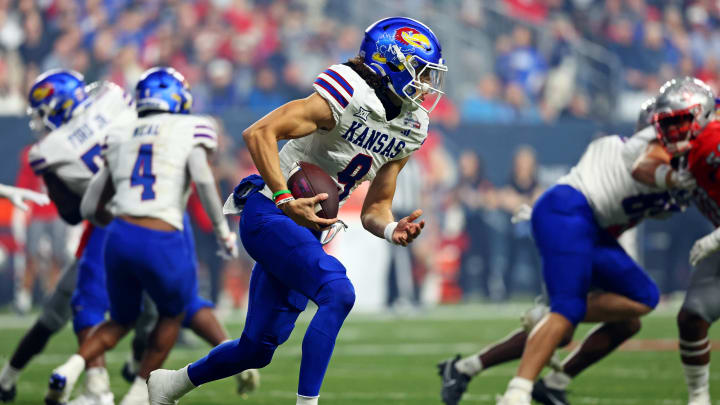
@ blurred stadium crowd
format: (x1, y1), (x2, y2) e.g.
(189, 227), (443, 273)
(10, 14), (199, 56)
(0, 0), (717, 312)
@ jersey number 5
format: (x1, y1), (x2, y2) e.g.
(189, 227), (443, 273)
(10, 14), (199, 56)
(131, 144), (156, 200)
(337, 154), (373, 201)
(80, 144), (103, 173)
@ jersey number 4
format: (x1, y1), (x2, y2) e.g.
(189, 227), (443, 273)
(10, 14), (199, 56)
(131, 144), (156, 200)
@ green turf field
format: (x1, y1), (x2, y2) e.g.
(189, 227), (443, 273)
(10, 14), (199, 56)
(1, 302), (718, 404)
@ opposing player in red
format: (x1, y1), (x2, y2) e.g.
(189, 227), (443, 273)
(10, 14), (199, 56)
(633, 76), (717, 405)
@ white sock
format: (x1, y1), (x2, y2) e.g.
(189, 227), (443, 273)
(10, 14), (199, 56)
(543, 370), (571, 390)
(126, 376), (148, 399)
(297, 394), (319, 405)
(57, 354), (86, 382)
(85, 367), (111, 395)
(504, 377), (532, 402)
(683, 363), (710, 398)
(455, 354), (483, 377)
(0, 363), (20, 390)
(170, 365), (196, 398)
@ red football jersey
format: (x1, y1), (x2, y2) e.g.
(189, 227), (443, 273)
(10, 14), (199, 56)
(688, 121), (720, 226)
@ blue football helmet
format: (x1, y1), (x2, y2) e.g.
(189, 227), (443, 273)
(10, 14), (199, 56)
(135, 67), (192, 114)
(27, 69), (87, 131)
(360, 17), (447, 113)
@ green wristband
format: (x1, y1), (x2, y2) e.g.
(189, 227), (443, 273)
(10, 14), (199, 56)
(272, 189), (292, 198)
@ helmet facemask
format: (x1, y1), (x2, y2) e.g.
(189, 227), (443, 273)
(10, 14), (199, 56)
(399, 52), (447, 113)
(385, 44), (447, 113)
(653, 106), (700, 156)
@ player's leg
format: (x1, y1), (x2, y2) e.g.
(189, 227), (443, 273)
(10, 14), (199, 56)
(533, 317), (641, 405)
(181, 211), (261, 396)
(438, 301), (568, 405)
(67, 226), (114, 404)
(498, 185), (596, 405)
(0, 260), (77, 402)
(676, 252), (720, 405)
(118, 221), (198, 405)
(46, 223), (141, 405)
(150, 189), (349, 405)
(530, 235), (659, 405)
(149, 263), (304, 404)
(122, 294), (158, 383)
(298, 276), (355, 403)
(238, 192), (354, 404)
(16, 219), (44, 313)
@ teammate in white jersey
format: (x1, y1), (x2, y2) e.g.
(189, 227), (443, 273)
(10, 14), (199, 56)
(439, 99), (693, 405)
(0, 70), (136, 405)
(494, 97), (695, 405)
(148, 17), (446, 405)
(45, 67), (238, 405)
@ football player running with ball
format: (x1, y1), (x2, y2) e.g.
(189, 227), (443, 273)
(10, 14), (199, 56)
(633, 76), (720, 405)
(148, 16), (446, 405)
(45, 67), (239, 405)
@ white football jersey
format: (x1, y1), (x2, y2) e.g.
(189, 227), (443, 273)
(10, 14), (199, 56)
(557, 126), (681, 234)
(28, 82), (135, 195)
(258, 64), (429, 204)
(103, 113), (217, 230)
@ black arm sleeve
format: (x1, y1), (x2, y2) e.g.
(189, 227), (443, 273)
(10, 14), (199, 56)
(42, 172), (83, 225)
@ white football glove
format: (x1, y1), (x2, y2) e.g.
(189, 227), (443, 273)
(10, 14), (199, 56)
(217, 232), (239, 260)
(669, 168), (696, 190)
(511, 204), (533, 224)
(0, 184), (50, 211)
(690, 228), (720, 267)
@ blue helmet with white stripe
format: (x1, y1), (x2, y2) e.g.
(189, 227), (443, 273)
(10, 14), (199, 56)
(27, 69), (87, 131)
(360, 17), (447, 113)
(135, 67), (192, 115)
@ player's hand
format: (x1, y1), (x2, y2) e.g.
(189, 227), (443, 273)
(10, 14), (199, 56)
(217, 232), (239, 259)
(511, 204), (533, 224)
(669, 167), (696, 190)
(690, 230), (720, 267)
(0, 184), (50, 211)
(280, 194), (338, 231)
(393, 209), (425, 247)
(665, 140), (692, 156)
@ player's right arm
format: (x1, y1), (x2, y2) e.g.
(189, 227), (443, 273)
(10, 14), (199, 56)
(631, 141), (695, 189)
(242, 92), (337, 230)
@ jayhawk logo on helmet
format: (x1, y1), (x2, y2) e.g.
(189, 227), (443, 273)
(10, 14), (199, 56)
(395, 27), (432, 52)
(32, 82), (55, 103)
(27, 69), (87, 131)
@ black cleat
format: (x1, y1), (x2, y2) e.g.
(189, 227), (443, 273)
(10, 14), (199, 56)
(121, 361), (136, 384)
(532, 379), (570, 405)
(437, 355), (472, 405)
(0, 384), (16, 402)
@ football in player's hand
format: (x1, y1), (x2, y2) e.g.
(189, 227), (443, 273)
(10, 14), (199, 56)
(287, 161), (339, 219)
